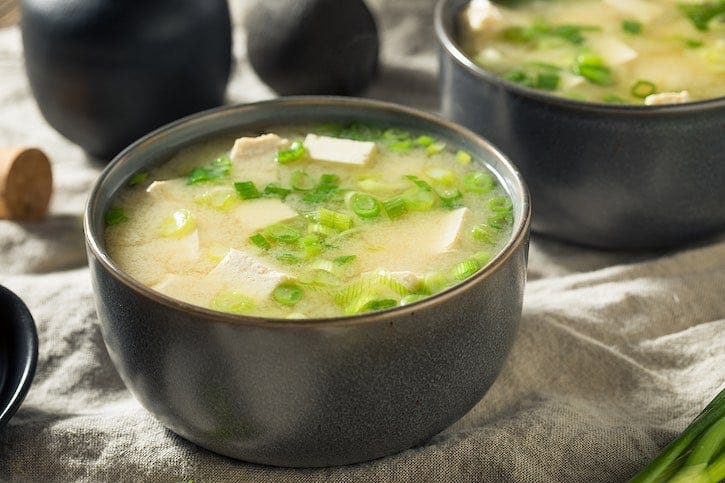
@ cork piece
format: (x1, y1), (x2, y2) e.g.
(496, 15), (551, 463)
(0, 147), (53, 221)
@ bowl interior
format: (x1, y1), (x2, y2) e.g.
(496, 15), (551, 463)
(85, 97), (530, 325)
(0, 285), (38, 429)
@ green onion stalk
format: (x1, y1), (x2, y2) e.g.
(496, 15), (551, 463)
(630, 387), (725, 483)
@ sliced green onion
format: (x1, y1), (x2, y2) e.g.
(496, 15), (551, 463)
(276, 253), (302, 265)
(309, 259), (335, 273)
(263, 224), (300, 243)
(186, 156), (232, 185)
(359, 299), (398, 312)
(462, 171), (494, 194)
(272, 283), (304, 306)
(489, 196), (513, 213)
(473, 251), (493, 265)
(535, 72), (560, 90)
(678, 2), (725, 31)
(402, 188), (438, 211)
(290, 170), (315, 191)
(350, 193), (381, 219)
(449, 259), (481, 282)
(573, 55), (614, 86)
(317, 208), (353, 231)
(105, 208), (128, 226)
(389, 139), (413, 153)
(276, 140), (306, 164)
(334, 255), (356, 265)
(128, 172), (148, 187)
(249, 233), (271, 250)
(421, 272), (449, 294)
(335, 270), (408, 314)
(303, 173), (340, 203)
(415, 135), (435, 147)
(471, 224), (497, 244)
(404, 175), (434, 191)
(426, 141), (447, 156)
(383, 128), (411, 142)
(298, 234), (323, 258)
(437, 187), (463, 209)
(357, 178), (400, 193)
(383, 196), (408, 219)
(307, 222), (337, 238)
(622, 19), (643, 34)
(195, 188), (237, 210)
(456, 150), (472, 164)
(425, 167), (457, 186)
(603, 94), (628, 104)
(263, 183), (291, 200)
(234, 181), (261, 200)
(211, 291), (254, 315)
(684, 38), (704, 48)
(488, 211), (514, 230)
(160, 209), (196, 238)
(631, 80), (657, 99)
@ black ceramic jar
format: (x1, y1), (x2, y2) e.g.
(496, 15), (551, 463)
(435, 0), (725, 250)
(21, 0), (232, 160)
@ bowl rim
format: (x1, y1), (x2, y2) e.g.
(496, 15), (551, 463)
(0, 284), (39, 429)
(84, 96), (531, 329)
(434, 0), (725, 113)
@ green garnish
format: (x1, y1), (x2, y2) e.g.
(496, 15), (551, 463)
(334, 255), (357, 266)
(678, 1), (725, 31)
(415, 135), (435, 147)
(234, 181), (261, 200)
(471, 224), (497, 244)
(262, 183), (291, 200)
(302, 174), (340, 203)
(462, 171), (494, 194)
(276, 253), (302, 265)
(249, 233), (271, 250)
(426, 141), (447, 156)
(684, 38), (705, 48)
(290, 170), (315, 191)
(186, 156), (232, 185)
(159, 209), (196, 238)
(276, 141), (307, 164)
(573, 54), (614, 86)
(272, 283), (304, 306)
(603, 94), (628, 104)
(128, 172), (148, 187)
(404, 175), (434, 192)
(263, 224), (301, 243)
(317, 208), (353, 231)
(502, 22), (599, 46)
(449, 259), (480, 281)
(402, 188), (438, 211)
(359, 299), (397, 312)
(631, 80), (657, 99)
(383, 196), (409, 219)
(456, 150), (472, 164)
(299, 235), (323, 258)
(350, 193), (382, 219)
(105, 207), (128, 226)
(622, 19), (643, 34)
(503, 64), (561, 91)
(436, 187), (463, 209)
(211, 291), (254, 315)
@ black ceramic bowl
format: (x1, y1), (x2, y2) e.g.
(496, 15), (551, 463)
(84, 97), (530, 467)
(0, 285), (38, 429)
(435, 0), (725, 250)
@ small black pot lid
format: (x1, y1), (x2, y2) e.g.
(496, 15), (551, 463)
(0, 285), (38, 429)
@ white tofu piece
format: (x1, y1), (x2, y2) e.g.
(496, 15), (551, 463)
(388, 271), (422, 292)
(152, 273), (197, 298)
(645, 91), (691, 106)
(230, 133), (288, 160)
(588, 36), (638, 66)
(207, 248), (291, 300)
(146, 179), (188, 202)
(461, 0), (503, 34)
(303, 134), (377, 167)
(232, 198), (299, 233)
(436, 207), (472, 252)
(603, 0), (663, 23)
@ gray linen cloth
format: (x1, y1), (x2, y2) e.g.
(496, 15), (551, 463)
(1, 1), (724, 481)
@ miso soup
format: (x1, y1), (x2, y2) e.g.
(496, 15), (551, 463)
(104, 124), (514, 319)
(458, 0), (725, 104)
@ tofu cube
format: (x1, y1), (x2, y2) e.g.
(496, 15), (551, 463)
(207, 248), (291, 300)
(231, 133), (288, 160)
(462, 0), (503, 34)
(303, 134), (377, 167)
(645, 91), (691, 106)
(436, 207), (472, 252)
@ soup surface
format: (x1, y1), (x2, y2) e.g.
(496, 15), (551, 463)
(458, 0), (725, 104)
(105, 124), (514, 319)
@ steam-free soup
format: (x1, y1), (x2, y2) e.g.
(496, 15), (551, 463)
(104, 124), (514, 319)
(458, 0), (725, 104)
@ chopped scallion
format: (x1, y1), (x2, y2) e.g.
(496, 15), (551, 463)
(186, 156), (232, 185)
(262, 184), (291, 199)
(402, 188), (438, 211)
(350, 193), (381, 219)
(426, 141), (447, 156)
(449, 259), (481, 281)
(105, 208), (128, 226)
(631, 80), (657, 99)
(334, 255), (357, 265)
(415, 135), (435, 147)
(456, 150), (472, 164)
(290, 170), (315, 191)
(276, 140), (307, 164)
(211, 291), (254, 314)
(573, 55), (614, 86)
(234, 181), (261, 200)
(622, 19), (643, 34)
(272, 283), (304, 306)
(462, 171), (494, 194)
(249, 233), (271, 250)
(263, 224), (300, 243)
(298, 234), (323, 258)
(383, 196), (408, 219)
(317, 208), (353, 231)
(128, 172), (148, 187)
(160, 209), (196, 238)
